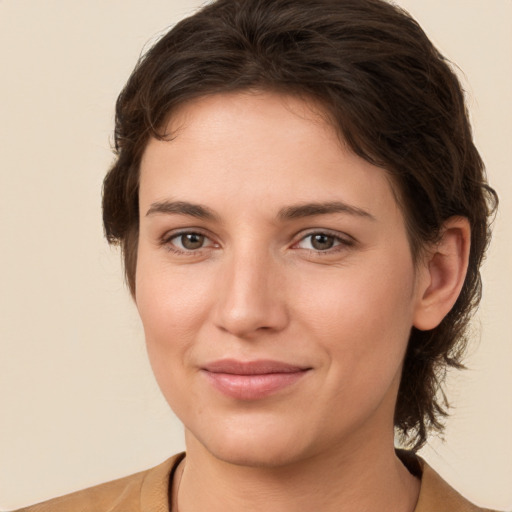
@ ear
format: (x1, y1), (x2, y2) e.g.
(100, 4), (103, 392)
(413, 217), (471, 331)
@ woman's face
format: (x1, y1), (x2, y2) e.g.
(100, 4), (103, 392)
(136, 91), (427, 467)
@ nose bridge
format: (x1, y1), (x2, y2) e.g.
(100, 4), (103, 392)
(214, 242), (288, 337)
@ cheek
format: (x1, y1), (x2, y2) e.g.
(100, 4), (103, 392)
(134, 251), (212, 380)
(292, 252), (416, 379)
(135, 268), (210, 418)
(136, 244), (210, 327)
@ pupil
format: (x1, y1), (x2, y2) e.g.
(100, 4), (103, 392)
(312, 234), (334, 250)
(182, 233), (204, 250)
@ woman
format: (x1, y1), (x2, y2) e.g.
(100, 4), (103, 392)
(12, 0), (503, 510)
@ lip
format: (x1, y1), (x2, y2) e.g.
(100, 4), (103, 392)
(201, 359), (311, 400)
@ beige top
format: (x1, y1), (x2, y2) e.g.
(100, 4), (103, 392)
(14, 452), (500, 512)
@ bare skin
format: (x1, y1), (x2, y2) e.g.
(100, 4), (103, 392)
(137, 91), (469, 512)
(174, 391), (420, 512)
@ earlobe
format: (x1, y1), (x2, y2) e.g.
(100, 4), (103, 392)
(413, 217), (471, 331)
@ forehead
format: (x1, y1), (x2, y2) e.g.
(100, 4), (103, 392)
(139, 91), (402, 224)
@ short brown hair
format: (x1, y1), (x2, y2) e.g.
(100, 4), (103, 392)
(103, 0), (497, 450)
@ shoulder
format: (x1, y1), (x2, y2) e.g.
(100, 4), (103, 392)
(12, 453), (183, 512)
(412, 453), (506, 512)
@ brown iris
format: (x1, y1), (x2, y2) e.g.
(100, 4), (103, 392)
(180, 233), (205, 250)
(310, 234), (335, 250)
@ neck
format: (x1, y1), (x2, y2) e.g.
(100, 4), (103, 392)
(175, 430), (420, 512)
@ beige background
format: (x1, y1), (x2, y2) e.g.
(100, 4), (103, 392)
(0, 1), (510, 510)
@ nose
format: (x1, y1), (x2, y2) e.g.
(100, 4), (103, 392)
(213, 250), (289, 339)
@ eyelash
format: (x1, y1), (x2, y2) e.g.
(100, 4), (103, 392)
(161, 230), (217, 255)
(160, 229), (355, 256)
(293, 230), (355, 255)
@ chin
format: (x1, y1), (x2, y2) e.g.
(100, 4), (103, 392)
(186, 418), (315, 469)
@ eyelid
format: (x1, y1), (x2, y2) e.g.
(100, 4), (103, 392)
(158, 227), (355, 254)
(292, 229), (356, 251)
(160, 228), (219, 253)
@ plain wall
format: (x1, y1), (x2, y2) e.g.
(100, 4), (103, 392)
(0, 1), (510, 509)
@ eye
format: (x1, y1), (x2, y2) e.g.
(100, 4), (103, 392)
(295, 232), (353, 252)
(176, 233), (206, 250)
(163, 231), (217, 253)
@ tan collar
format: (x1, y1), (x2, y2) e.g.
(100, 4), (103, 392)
(413, 456), (489, 512)
(139, 453), (184, 511)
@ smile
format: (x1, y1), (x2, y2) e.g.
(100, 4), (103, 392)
(201, 359), (311, 400)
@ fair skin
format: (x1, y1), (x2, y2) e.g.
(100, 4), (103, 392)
(136, 91), (470, 512)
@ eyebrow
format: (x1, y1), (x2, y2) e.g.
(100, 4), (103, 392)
(146, 200), (219, 221)
(278, 201), (376, 221)
(145, 200), (375, 222)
